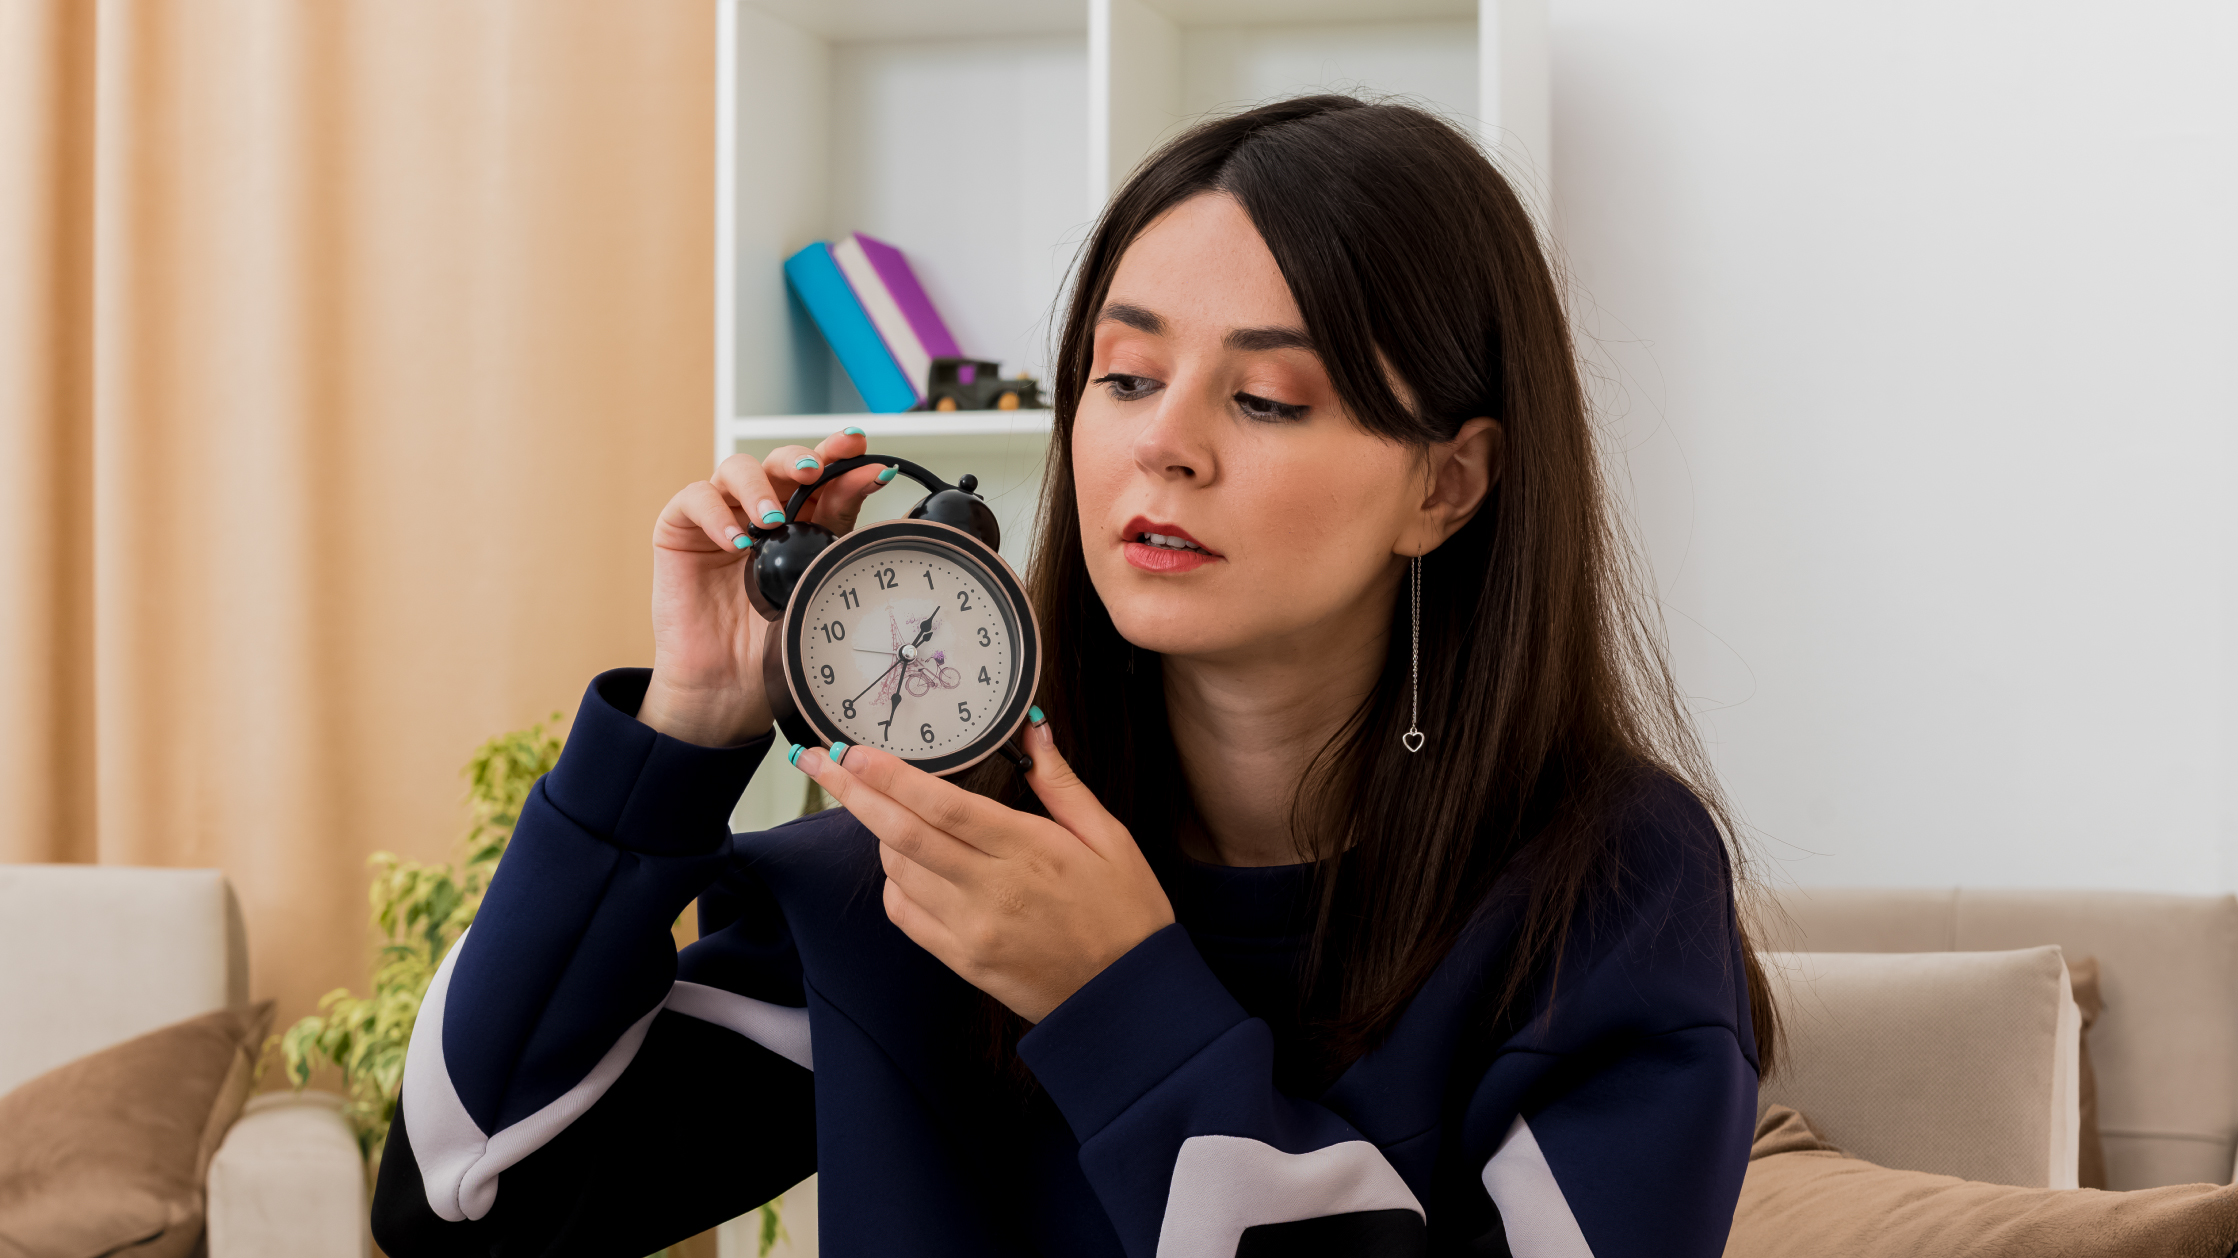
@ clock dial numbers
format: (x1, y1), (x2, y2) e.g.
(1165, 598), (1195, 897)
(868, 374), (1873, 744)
(792, 540), (1020, 759)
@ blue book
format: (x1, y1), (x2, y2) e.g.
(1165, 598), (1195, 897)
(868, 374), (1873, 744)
(784, 242), (917, 413)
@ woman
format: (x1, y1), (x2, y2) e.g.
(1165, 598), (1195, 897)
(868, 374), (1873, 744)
(372, 95), (1773, 1258)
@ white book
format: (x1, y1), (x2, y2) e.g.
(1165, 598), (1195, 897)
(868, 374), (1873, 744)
(830, 234), (930, 403)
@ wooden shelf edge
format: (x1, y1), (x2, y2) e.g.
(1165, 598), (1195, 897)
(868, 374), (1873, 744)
(724, 412), (1055, 441)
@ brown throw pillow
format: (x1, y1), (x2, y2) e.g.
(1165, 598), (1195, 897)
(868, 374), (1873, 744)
(1727, 1105), (2238, 1258)
(2068, 955), (2107, 1190)
(0, 1001), (275, 1258)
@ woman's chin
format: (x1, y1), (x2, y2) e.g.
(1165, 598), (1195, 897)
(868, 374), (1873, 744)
(1105, 604), (1263, 661)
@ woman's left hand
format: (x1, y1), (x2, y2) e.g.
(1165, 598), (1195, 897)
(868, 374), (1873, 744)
(790, 718), (1175, 1023)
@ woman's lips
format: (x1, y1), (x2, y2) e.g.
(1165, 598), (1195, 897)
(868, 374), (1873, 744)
(1124, 541), (1218, 573)
(1120, 515), (1221, 574)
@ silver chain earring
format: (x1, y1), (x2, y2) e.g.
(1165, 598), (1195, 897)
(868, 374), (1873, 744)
(1403, 553), (1426, 754)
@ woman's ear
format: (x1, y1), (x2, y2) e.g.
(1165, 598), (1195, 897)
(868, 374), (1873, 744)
(1399, 417), (1500, 555)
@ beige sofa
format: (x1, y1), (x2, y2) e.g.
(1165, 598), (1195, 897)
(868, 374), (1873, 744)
(1757, 887), (2238, 1191)
(0, 864), (367, 1258)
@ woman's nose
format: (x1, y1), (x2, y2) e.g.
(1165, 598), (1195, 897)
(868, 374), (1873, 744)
(1131, 379), (1219, 484)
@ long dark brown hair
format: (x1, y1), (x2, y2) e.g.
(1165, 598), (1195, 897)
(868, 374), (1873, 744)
(960, 94), (1777, 1081)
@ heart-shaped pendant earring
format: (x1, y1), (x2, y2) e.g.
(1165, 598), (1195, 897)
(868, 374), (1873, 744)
(1402, 553), (1426, 754)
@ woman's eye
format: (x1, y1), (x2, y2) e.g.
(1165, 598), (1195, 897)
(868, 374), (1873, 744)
(1092, 373), (1161, 402)
(1234, 391), (1309, 423)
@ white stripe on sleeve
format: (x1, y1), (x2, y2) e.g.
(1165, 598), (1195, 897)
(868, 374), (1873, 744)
(666, 980), (814, 1070)
(1480, 1116), (1595, 1258)
(1155, 1134), (1423, 1258)
(401, 933), (813, 1222)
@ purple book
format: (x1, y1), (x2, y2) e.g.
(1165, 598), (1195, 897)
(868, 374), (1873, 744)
(831, 232), (962, 402)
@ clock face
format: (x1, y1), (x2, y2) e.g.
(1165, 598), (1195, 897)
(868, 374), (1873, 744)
(780, 523), (1037, 774)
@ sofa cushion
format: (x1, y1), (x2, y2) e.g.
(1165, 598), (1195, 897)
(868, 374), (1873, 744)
(1727, 1106), (2238, 1258)
(1759, 947), (2079, 1188)
(0, 1000), (274, 1258)
(1759, 887), (2238, 1189)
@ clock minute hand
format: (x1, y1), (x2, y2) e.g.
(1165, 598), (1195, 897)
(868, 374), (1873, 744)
(847, 657), (904, 706)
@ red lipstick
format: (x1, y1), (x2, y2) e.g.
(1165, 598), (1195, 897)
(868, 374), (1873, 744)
(1121, 516), (1221, 574)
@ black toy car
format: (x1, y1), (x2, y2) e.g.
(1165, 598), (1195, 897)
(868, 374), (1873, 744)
(925, 357), (1044, 411)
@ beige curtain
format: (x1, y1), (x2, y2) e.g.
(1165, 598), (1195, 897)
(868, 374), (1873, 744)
(0, 1), (714, 1046)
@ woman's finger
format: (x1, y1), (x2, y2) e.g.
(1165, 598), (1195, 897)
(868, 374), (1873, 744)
(796, 428), (888, 533)
(812, 426), (870, 467)
(1020, 711), (1129, 857)
(794, 745), (990, 881)
(758, 444), (827, 524)
(878, 838), (972, 923)
(802, 462), (892, 534)
(881, 876), (968, 967)
(837, 744), (1029, 860)
(662, 479), (755, 553)
(709, 451), (791, 532)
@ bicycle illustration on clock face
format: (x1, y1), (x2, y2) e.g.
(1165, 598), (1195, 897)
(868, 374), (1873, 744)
(881, 607), (964, 699)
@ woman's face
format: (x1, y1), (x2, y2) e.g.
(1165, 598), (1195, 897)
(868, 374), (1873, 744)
(1072, 193), (1430, 664)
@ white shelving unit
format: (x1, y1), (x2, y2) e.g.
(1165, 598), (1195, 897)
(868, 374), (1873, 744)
(715, 0), (1549, 463)
(711, 0), (1549, 860)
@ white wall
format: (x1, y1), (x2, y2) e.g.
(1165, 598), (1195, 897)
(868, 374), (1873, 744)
(1551, 1), (2238, 891)
(1177, 19), (1478, 123)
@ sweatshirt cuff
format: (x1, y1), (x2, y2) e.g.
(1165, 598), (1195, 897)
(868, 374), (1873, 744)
(1018, 923), (1249, 1141)
(540, 668), (775, 857)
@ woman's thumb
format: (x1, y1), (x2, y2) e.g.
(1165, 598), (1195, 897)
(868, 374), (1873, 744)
(1020, 708), (1109, 844)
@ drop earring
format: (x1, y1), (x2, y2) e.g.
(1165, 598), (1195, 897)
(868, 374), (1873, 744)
(1402, 553), (1426, 754)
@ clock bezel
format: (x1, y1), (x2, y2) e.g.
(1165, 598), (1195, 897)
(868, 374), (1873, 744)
(770, 518), (1040, 777)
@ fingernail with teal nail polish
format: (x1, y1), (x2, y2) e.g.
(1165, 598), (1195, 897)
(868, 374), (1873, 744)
(829, 741), (850, 765)
(795, 457), (820, 470)
(732, 534), (752, 549)
(787, 743), (804, 766)
(1029, 706), (1046, 725)
(761, 509), (786, 524)
(843, 426), (865, 436)
(876, 467), (897, 483)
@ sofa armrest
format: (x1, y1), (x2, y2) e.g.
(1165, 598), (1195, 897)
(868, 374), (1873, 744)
(207, 1090), (369, 1258)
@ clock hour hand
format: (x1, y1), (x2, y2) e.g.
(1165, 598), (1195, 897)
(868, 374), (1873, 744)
(910, 605), (939, 649)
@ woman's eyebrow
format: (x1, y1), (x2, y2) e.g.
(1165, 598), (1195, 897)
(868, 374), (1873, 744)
(1096, 302), (1315, 354)
(1097, 302), (1165, 335)
(1224, 325), (1315, 353)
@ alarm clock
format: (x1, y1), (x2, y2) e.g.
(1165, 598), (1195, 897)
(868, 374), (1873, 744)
(746, 454), (1041, 776)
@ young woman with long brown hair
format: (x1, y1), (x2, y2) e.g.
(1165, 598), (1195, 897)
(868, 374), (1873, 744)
(373, 95), (1775, 1258)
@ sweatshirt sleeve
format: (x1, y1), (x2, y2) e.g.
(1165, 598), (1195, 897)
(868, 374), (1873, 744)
(1017, 782), (1759, 1258)
(1017, 925), (1431, 1258)
(371, 669), (816, 1255)
(1466, 787), (1761, 1258)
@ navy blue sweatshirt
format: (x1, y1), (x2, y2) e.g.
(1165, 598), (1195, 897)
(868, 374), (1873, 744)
(370, 670), (1759, 1257)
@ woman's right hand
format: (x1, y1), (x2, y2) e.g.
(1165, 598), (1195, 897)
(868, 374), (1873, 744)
(638, 428), (892, 746)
